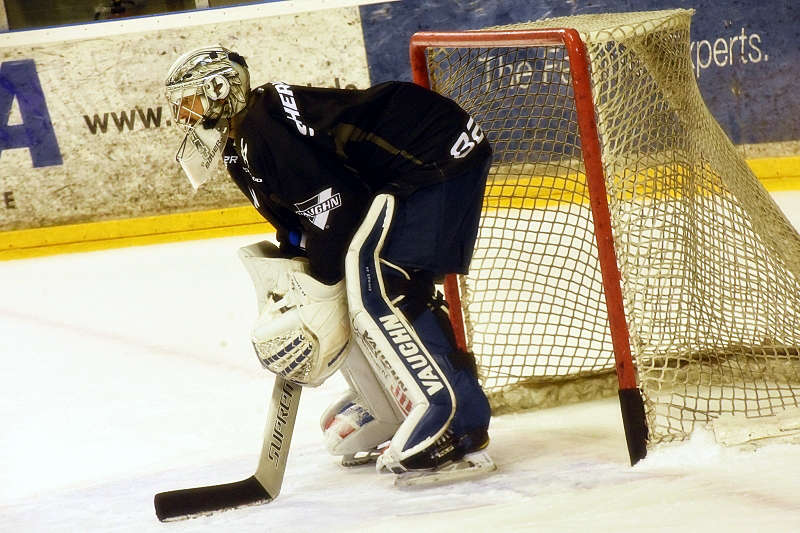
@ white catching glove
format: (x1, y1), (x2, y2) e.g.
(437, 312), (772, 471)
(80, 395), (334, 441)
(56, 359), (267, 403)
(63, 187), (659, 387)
(239, 241), (350, 387)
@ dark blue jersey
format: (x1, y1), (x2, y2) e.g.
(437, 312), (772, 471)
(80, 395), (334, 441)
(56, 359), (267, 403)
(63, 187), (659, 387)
(224, 81), (491, 283)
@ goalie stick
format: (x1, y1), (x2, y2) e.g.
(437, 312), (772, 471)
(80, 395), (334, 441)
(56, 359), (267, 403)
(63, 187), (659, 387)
(154, 376), (302, 521)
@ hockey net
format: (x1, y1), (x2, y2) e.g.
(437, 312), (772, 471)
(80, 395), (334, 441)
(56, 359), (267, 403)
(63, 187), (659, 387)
(411, 9), (800, 450)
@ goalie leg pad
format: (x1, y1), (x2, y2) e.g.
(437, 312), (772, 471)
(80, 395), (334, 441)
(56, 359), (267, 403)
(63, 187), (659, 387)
(345, 194), (490, 472)
(390, 304), (490, 470)
(320, 343), (403, 457)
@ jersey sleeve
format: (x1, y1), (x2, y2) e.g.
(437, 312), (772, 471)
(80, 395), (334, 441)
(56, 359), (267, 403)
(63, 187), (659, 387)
(232, 110), (372, 284)
(223, 139), (305, 257)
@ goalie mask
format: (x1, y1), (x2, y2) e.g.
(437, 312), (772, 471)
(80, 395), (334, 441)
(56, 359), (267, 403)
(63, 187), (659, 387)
(164, 46), (250, 189)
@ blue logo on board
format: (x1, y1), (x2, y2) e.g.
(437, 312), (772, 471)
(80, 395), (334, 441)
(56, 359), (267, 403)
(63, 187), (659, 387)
(1, 60), (62, 167)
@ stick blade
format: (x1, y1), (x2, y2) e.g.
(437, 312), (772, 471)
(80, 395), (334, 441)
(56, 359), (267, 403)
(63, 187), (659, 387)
(154, 475), (272, 522)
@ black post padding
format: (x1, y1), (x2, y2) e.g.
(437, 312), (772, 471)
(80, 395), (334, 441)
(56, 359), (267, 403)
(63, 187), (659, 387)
(154, 475), (272, 521)
(618, 388), (648, 466)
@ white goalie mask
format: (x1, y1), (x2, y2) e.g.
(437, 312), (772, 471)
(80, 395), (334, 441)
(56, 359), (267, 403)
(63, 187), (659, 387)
(164, 46), (250, 189)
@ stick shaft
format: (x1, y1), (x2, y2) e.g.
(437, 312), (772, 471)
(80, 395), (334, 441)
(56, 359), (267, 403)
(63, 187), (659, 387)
(254, 376), (302, 495)
(153, 376), (302, 521)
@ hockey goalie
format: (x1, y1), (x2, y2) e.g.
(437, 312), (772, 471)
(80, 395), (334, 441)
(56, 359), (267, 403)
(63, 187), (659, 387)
(163, 46), (494, 485)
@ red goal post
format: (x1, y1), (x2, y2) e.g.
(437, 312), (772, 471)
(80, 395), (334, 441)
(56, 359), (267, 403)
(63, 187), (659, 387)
(409, 29), (648, 464)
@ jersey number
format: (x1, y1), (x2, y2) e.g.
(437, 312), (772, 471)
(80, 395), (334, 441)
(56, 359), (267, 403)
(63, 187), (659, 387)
(450, 118), (484, 159)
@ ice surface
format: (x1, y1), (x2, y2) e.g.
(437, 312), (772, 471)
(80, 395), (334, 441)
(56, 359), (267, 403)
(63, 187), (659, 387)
(4, 193), (800, 531)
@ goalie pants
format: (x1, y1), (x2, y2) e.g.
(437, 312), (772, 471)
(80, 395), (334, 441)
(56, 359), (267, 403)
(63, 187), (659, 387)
(346, 161), (491, 468)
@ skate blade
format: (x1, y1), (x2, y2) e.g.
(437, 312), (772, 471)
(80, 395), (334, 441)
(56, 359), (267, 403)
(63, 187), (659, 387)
(341, 448), (383, 467)
(393, 451), (496, 487)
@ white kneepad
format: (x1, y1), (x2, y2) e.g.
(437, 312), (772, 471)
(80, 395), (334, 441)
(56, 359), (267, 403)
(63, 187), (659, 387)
(320, 343), (403, 456)
(239, 240), (350, 387)
(321, 391), (398, 456)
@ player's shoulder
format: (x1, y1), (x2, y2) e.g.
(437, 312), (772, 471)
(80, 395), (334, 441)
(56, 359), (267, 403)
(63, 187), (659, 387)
(256, 81), (316, 101)
(245, 82), (304, 116)
(367, 80), (464, 109)
(367, 80), (429, 97)
(256, 79), (433, 105)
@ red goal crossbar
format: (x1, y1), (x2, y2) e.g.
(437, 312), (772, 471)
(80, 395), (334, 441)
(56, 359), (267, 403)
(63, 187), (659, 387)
(409, 29), (648, 464)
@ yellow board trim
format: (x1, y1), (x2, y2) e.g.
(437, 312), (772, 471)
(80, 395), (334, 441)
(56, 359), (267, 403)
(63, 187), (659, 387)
(0, 206), (275, 261)
(747, 155), (800, 191)
(1, 155), (799, 261)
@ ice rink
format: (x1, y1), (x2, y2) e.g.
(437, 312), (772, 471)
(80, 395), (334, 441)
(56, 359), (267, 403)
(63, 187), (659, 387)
(4, 193), (800, 532)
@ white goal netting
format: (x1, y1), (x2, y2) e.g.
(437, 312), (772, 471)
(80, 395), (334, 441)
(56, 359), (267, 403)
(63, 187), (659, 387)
(420, 9), (800, 445)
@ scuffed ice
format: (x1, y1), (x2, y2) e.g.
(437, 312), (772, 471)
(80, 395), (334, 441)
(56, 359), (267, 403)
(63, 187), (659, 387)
(3, 212), (800, 531)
